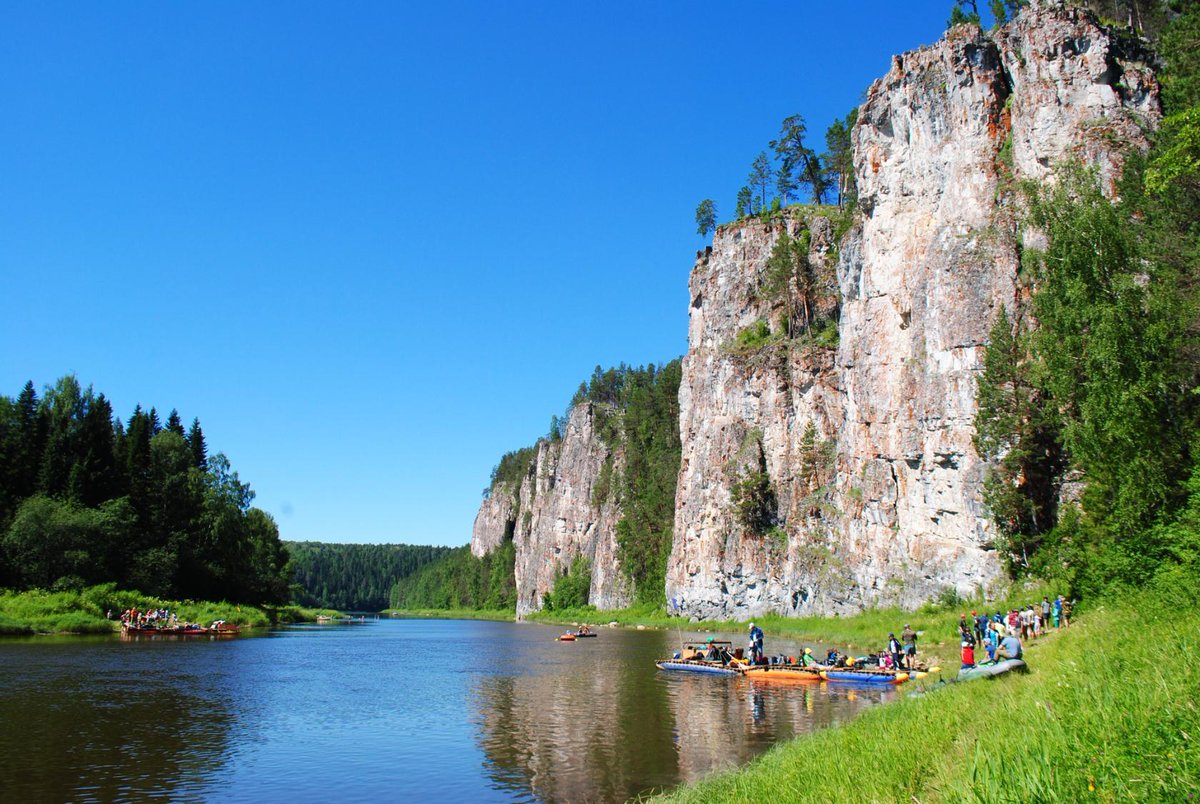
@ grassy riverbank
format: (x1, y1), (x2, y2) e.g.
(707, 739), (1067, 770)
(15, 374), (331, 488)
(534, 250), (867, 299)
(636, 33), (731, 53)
(0, 583), (332, 635)
(656, 571), (1199, 802)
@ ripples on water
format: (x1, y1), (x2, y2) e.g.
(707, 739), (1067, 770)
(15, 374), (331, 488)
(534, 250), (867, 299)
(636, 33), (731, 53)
(0, 620), (898, 802)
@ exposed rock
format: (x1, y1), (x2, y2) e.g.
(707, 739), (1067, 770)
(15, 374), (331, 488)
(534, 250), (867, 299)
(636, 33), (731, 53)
(471, 403), (629, 616)
(665, 5), (1159, 620)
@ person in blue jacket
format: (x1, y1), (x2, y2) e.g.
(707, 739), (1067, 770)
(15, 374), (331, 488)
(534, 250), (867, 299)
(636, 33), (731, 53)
(748, 622), (765, 663)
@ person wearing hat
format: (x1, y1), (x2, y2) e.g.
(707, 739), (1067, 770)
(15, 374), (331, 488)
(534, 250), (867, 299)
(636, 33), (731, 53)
(800, 646), (820, 668)
(748, 622), (765, 664)
(900, 623), (918, 669)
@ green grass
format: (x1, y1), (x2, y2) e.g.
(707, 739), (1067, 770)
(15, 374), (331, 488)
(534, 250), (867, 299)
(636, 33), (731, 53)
(0, 583), (333, 635)
(656, 571), (1200, 802)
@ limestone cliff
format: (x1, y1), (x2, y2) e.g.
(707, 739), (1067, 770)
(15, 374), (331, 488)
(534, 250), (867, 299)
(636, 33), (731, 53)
(472, 403), (629, 616)
(665, 4), (1159, 619)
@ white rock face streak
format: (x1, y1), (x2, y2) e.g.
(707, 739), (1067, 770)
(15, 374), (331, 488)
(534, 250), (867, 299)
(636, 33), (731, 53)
(471, 403), (630, 616)
(665, 7), (1157, 619)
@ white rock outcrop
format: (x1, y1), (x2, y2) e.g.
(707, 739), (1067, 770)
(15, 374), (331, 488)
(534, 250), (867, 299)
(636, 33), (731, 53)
(665, 6), (1158, 619)
(471, 403), (629, 616)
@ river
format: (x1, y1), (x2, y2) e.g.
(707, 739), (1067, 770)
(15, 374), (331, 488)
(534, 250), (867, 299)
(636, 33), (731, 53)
(0, 618), (899, 802)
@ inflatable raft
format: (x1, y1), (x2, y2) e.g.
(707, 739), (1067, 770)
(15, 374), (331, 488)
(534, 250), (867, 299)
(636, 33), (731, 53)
(820, 669), (909, 685)
(958, 658), (1026, 681)
(743, 666), (824, 683)
(655, 659), (743, 676)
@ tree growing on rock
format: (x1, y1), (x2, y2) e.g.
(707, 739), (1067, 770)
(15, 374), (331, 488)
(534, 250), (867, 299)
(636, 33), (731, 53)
(695, 198), (717, 237)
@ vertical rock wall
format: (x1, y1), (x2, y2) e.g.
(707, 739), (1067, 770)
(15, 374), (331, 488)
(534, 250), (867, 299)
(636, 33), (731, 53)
(665, 5), (1158, 620)
(471, 403), (630, 616)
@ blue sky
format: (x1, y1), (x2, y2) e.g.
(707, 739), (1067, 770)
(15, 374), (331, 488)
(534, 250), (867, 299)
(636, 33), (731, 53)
(1, 2), (956, 546)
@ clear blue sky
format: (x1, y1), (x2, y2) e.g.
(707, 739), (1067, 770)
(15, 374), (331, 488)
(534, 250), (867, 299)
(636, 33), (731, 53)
(1, 2), (956, 546)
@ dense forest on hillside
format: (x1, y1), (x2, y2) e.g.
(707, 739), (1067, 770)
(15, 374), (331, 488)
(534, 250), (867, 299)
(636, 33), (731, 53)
(574, 361), (682, 605)
(388, 542), (517, 610)
(973, 0), (1200, 597)
(0, 376), (292, 604)
(287, 541), (452, 611)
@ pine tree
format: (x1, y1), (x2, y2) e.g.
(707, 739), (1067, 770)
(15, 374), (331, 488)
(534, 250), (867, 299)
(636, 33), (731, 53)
(187, 418), (207, 470)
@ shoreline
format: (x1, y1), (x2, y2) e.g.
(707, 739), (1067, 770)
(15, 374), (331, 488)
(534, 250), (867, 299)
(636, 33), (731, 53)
(654, 582), (1198, 802)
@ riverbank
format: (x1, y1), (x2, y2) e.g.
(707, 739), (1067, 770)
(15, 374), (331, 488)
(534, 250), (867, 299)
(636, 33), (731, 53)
(657, 572), (1199, 802)
(383, 607), (516, 621)
(0, 583), (332, 635)
(526, 583), (1053, 651)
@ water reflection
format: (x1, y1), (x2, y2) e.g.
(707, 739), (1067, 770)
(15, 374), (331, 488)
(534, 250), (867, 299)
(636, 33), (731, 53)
(0, 621), (899, 802)
(471, 628), (895, 801)
(0, 638), (235, 802)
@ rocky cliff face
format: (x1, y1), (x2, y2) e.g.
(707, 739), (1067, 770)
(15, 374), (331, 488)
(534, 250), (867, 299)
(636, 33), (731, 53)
(665, 4), (1158, 619)
(471, 403), (629, 616)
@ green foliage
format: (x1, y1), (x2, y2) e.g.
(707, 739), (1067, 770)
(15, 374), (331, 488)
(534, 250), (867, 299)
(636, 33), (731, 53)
(0, 376), (292, 605)
(771, 114), (828, 205)
(694, 198), (717, 237)
(1159, 2), (1200, 112)
(972, 5), (1200, 594)
(543, 555), (591, 610)
(727, 319), (779, 354)
(487, 445), (538, 495)
(822, 109), (858, 210)
(735, 186), (752, 219)
(947, 2), (981, 29)
(974, 308), (1063, 566)
(729, 432), (778, 537)
(748, 152), (774, 214)
(609, 361), (683, 605)
(286, 541), (453, 611)
(388, 541), (518, 611)
(661, 575), (1200, 802)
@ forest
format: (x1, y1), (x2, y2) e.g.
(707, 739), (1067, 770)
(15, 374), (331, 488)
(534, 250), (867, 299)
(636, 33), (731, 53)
(287, 541), (452, 611)
(972, 0), (1200, 598)
(0, 377), (292, 605)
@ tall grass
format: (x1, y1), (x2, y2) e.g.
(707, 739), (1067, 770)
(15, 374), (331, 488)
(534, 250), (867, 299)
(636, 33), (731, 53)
(656, 571), (1199, 802)
(0, 584), (332, 635)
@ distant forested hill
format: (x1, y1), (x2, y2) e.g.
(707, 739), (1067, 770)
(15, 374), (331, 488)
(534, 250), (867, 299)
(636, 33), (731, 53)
(286, 541), (453, 611)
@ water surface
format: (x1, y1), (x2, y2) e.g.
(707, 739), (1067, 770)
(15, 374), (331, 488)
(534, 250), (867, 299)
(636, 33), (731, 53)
(0, 619), (897, 801)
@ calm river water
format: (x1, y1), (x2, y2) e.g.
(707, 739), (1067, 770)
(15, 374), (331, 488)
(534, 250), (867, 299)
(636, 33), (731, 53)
(0, 619), (898, 802)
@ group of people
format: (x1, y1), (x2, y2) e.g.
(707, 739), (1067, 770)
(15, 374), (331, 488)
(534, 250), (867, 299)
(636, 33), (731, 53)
(746, 623), (922, 673)
(120, 606), (179, 628)
(956, 595), (1072, 669)
(731, 594), (1076, 675)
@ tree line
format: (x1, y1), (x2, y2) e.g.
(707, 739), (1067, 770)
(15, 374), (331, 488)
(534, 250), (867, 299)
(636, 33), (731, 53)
(388, 542), (517, 611)
(0, 376), (292, 604)
(286, 541), (453, 611)
(695, 110), (858, 238)
(973, 1), (1200, 597)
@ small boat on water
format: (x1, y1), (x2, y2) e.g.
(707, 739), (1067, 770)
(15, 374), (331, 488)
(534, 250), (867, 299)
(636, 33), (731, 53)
(656, 640), (746, 676)
(557, 627), (597, 641)
(820, 668), (910, 685)
(121, 620), (240, 637)
(743, 665), (824, 683)
(656, 659), (744, 676)
(958, 658), (1026, 681)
